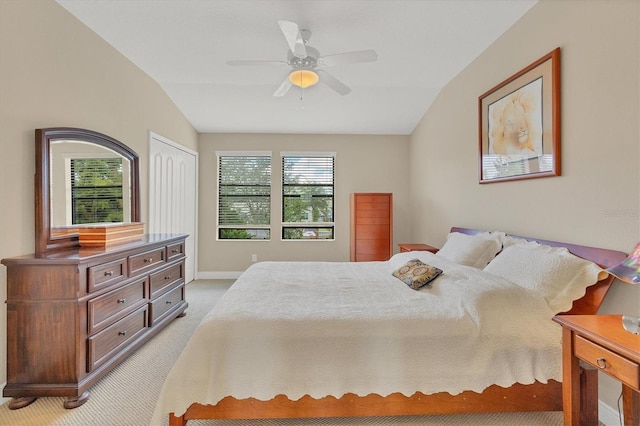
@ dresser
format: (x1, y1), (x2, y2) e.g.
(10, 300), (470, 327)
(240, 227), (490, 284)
(1, 234), (188, 409)
(350, 193), (393, 261)
(398, 243), (439, 254)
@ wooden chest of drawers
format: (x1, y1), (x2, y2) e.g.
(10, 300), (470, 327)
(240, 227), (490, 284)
(1, 234), (188, 409)
(350, 193), (393, 261)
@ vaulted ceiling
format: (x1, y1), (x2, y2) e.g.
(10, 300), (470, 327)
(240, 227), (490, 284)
(57, 0), (537, 135)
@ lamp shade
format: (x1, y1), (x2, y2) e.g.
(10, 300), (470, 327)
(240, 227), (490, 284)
(606, 242), (640, 284)
(289, 69), (319, 89)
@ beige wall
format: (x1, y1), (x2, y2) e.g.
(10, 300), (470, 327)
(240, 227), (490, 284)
(0, 0), (197, 390)
(409, 0), (639, 411)
(1, 0), (638, 418)
(198, 133), (411, 273)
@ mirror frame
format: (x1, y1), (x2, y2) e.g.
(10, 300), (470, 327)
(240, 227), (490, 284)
(35, 127), (140, 254)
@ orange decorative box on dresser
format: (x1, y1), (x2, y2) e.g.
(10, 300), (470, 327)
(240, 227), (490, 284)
(350, 193), (392, 261)
(77, 222), (144, 247)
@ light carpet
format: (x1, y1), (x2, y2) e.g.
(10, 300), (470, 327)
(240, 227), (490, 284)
(0, 279), (565, 426)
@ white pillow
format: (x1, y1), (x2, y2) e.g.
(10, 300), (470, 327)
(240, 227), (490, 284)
(436, 231), (504, 269)
(502, 235), (530, 248)
(483, 242), (607, 313)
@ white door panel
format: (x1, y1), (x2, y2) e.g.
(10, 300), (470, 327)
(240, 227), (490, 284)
(149, 133), (197, 283)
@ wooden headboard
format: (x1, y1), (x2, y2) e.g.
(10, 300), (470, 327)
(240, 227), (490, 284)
(450, 227), (628, 315)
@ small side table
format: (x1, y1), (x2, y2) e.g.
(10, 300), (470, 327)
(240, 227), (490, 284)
(397, 243), (438, 254)
(553, 315), (640, 426)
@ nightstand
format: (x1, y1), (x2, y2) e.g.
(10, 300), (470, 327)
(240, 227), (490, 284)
(397, 243), (438, 254)
(553, 315), (640, 426)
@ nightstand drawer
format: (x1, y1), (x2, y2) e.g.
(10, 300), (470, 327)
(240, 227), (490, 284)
(575, 335), (640, 390)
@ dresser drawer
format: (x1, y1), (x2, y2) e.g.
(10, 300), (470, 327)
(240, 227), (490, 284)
(355, 224), (390, 239)
(87, 306), (148, 372)
(87, 277), (148, 334)
(150, 261), (184, 298)
(150, 283), (184, 326)
(87, 258), (127, 292)
(128, 247), (166, 276)
(575, 335), (640, 389)
(355, 194), (390, 204)
(167, 242), (185, 261)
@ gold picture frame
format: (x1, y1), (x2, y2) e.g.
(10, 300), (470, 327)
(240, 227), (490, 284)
(478, 48), (561, 183)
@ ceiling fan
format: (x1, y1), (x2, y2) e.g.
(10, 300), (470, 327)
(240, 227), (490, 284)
(227, 20), (377, 97)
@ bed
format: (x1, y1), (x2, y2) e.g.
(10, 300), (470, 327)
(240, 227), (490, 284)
(154, 227), (627, 425)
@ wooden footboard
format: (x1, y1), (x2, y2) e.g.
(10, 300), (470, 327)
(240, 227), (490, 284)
(169, 380), (563, 425)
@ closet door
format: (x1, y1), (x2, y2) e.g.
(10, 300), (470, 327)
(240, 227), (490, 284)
(350, 193), (392, 261)
(149, 132), (198, 282)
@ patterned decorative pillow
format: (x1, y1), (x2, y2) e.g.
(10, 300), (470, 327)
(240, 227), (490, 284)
(392, 258), (443, 290)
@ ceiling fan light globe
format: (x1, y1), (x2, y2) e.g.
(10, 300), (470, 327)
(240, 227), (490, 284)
(289, 69), (319, 88)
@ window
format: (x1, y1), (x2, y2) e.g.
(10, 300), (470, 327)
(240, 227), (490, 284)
(282, 153), (335, 240)
(70, 158), (124, 224)
(217, 153), (271, 240)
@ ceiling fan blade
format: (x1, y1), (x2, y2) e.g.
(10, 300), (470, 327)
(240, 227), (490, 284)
(320, 50), (378, 67)
(317, 70), (351, 96)
(273, 75), (293, 97)
(278, 20), (307, 59)
(226, 60), (286, 66)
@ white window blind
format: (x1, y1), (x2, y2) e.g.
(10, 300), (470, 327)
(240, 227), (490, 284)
(70, 158), (124, 224)
(217, 154), (271, 240)
(282, 154), (335, 240)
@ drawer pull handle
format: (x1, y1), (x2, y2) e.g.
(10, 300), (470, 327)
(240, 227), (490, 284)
(104, 271), (113, 277)
(117, 298), (126, 304)
(166, 300), (172, 305)
(596, 357), (607, 369)
(165, 275), (172, 280)
(144, 257), (153, 263)
(118, 331), (127, 336)
(171, 249), (180, 253)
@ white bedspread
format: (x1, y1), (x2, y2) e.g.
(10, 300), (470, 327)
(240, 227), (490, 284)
(152, 252), (563, 423)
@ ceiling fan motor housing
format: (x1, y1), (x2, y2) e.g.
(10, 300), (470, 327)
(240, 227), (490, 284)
(287, 46), (319, 70)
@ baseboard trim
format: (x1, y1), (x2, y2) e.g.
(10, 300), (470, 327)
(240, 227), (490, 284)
(599, 399), (621, 426)
(196, 271), (243, 280)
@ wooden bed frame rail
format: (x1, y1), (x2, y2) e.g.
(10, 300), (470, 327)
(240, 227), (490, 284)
(167, 227), (627, 425)
(169, 381), (564, 425)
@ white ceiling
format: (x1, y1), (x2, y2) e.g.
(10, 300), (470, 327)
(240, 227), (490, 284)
(57, 0), (537, 135)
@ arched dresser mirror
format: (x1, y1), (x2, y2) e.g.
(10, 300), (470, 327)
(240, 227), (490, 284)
(35, 127), (140, 254)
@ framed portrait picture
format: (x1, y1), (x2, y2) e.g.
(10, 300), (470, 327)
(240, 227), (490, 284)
(478, 48), (561, 183)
